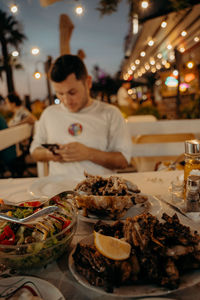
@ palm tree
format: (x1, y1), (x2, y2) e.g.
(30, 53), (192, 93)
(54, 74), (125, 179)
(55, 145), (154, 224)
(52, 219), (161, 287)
(0, 9), (26, 93)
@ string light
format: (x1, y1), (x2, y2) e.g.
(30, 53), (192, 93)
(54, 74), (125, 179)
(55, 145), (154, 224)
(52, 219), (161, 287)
(131, 64), (136, 70)
(33, 71), (41, 79)
(157, 53), (162, 59)
(31, 47), (40, 55)
(161, 21), (167, 28)
(12, 50), (19, 57)
(179, 47), (185, 53)
(167, 44), (172, 50)
(135, 59), (140, 65)
(187, 61), (194, 69)
(194, 37), (199, 42)
(140, 51), (146, 57)
(75, 5), (84, 15)
(148, 40), (154, 46)
(132, 14), (139, 34)
(181, 30), (187, 37)
(141, 1), (149, 9)
(10, 4), (18, 14)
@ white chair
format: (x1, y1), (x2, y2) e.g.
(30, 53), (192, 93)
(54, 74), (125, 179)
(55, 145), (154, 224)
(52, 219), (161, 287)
(126, 115), (157, 122)
(127, 119), (200, 172)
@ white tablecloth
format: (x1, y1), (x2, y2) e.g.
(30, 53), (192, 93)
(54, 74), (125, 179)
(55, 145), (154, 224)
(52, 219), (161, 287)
(1, 170), (200, 300)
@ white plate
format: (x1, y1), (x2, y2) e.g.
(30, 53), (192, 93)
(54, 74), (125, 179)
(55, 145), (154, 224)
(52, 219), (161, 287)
(69, 235), (200, 298)
(78, 195), (162, 223)
(0, 276), (64, 299)
(28, 174), (81, 198)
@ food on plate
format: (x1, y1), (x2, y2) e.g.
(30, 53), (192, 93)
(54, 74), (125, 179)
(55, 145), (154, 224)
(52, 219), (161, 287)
(74, 173), (148, 219)
(0, 192), (77, 269)
(73, 212), (200, 293)
(94, 231), (131, 260)
(8, 286), (43, 300)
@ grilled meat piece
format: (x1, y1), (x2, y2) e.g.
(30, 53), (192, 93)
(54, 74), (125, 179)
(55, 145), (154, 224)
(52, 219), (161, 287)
(74, 173), (140, 195)
(73, 212), (200, 293)
(73, 173), (148, 219)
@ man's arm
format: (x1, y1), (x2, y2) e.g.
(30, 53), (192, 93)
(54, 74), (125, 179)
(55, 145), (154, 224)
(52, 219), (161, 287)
(32, 142), (128, 169)
(56, 142), (129, 169)
(31, 147), (62, 162)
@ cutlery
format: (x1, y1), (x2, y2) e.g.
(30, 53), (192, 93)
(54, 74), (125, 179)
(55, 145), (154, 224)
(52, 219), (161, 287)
(154, 195), (191, 220)
(0, 206), (59, 224)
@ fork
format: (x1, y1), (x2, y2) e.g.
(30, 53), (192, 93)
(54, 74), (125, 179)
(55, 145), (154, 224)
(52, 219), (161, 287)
(0, 206), (59, 224)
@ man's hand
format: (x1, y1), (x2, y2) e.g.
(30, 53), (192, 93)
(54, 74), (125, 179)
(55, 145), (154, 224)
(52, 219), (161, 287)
(55, 142), (90, 162)
(45, 148), (63, 162)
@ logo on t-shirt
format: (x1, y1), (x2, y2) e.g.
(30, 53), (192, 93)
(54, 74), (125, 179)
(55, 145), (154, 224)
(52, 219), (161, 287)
(68, 123), (83, 136)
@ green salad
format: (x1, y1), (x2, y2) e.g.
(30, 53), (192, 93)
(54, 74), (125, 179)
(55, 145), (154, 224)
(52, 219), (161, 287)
(0, 192), (77, 269)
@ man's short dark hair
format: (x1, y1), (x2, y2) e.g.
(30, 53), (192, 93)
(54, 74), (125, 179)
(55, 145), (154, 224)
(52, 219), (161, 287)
(50, 54), (88, 83)
(7, 93), (22, 106)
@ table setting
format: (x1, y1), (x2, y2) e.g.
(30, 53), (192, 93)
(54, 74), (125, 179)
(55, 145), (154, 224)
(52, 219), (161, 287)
(0, 170), (200, 300)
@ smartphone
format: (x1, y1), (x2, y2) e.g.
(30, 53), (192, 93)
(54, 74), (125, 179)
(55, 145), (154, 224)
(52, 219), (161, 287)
(42, 143), (59, 155)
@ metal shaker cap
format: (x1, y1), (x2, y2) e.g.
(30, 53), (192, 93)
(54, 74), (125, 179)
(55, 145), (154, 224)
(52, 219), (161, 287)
(185, 140), (200, 154)
(187, 175), (200, 187)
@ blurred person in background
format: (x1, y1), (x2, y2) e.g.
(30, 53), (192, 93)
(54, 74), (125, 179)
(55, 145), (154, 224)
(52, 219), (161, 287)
(117, 80), (138, 118)
(6, 93), (37, 172)
(0, 113), (26, 178)
(6, 93), (36, 127)
(30, 54), (132, 178)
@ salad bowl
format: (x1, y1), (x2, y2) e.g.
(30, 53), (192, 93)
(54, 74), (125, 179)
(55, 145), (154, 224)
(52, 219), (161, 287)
(0, 192), (77, 270)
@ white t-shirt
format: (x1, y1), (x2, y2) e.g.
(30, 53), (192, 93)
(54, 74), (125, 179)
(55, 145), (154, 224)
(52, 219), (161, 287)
(117, 86), (129, 107)
(30, 100), (133, 178)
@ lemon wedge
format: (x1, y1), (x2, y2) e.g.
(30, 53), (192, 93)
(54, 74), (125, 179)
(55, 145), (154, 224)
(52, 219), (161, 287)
(94, 231), (131, 260)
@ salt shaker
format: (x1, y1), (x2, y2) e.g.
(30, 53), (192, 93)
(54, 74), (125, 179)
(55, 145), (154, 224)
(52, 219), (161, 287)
(184, 140), (200, 197)
(186, 175), (200, 212)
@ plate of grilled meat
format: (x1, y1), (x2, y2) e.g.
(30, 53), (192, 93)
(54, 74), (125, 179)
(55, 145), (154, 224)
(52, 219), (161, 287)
(69, 212), (200, 298)
(73, 173), (161, 222)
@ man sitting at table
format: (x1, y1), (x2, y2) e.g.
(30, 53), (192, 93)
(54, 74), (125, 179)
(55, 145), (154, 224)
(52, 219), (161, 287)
(30, 54), (132, 178)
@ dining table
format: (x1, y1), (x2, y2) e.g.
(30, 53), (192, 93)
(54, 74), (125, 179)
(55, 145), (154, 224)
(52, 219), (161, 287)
(0, 169), (200, 300)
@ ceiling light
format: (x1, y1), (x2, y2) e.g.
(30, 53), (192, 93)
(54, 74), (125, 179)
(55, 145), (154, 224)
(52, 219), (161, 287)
(181, 30), (187, 37)
(135, 59), (140, 65)
(161, 21), (167, 28)
(157, 53), (162, 59)
(141, 1), (149, 9)
(140, 51), (146, 57)
(194, 36), (199, 42)
(148, 40), (154, 46)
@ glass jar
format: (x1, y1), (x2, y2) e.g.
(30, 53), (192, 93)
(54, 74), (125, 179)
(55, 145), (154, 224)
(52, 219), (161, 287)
(186, 175), (200, 212)
(184, 140), (200, 198)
